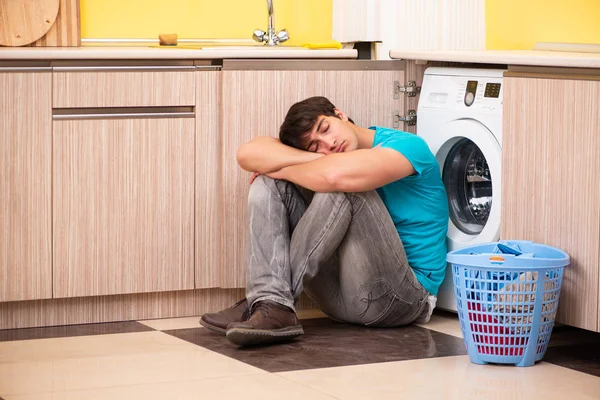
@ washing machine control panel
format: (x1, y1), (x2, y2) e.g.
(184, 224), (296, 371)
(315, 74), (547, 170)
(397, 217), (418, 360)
(464, 80), (502, 107)
(454, 77), (503, 111)
(419, 72), (504, 114)
(484, 83), (501, 98)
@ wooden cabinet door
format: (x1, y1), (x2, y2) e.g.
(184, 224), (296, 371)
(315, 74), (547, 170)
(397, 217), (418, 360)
(0, 69), (52, 302)
(221, 62), (405, 288)
(502, 75), (600, 331)
(53, 117), (195, 298)
(195, 71), (222, 289)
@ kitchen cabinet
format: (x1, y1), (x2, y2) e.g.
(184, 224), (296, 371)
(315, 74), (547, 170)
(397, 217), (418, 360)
(195, 70), (222, 289)
(0, 57), (421, 328)
(501, 73), (600, 332)
(220, 60), (407, 288)
(52, 63), (196, 298)
(0, 65), (52, 302)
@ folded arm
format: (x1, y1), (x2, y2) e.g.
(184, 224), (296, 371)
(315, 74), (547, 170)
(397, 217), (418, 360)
(267, 147), (416, 192)
(236, 136), (324, 174)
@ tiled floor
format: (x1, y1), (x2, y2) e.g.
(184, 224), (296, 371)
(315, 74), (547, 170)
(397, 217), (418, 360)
(1, 310), (598, 400)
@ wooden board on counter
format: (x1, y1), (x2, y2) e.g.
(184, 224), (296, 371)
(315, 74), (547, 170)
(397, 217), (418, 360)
(0, 0), (59, 46)
(31, 0), (80, 47)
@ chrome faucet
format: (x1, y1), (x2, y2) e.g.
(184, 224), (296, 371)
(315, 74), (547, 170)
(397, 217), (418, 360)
(253, 0), (289, 46)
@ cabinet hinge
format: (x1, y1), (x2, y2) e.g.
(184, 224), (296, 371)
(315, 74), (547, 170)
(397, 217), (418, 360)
(394, 81), (421, 98)
(393, 110), (417, 128)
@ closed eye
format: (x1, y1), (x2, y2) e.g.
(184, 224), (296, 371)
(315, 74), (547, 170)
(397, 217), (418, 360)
(313, 125), (328, 152)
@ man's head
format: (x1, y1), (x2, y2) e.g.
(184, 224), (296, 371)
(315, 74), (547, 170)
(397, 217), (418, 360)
(279, 96), (358, 155)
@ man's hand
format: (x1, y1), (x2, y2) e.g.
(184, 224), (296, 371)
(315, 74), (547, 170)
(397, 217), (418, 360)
(250, 172), (261, 184)
(251, 169), (285, 184)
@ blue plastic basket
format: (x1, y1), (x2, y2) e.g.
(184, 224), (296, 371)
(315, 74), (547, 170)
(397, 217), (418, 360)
(446, 240), (570, 367)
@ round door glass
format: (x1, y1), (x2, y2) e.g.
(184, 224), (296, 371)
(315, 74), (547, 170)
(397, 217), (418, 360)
(442, 138), (492, 235)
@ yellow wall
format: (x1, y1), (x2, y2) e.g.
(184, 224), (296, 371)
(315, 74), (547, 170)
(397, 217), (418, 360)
(486, 0), (600, 50)
(80, 0), (332, 46)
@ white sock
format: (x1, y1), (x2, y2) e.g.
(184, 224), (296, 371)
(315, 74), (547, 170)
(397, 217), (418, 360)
(414, 295), (437, 324)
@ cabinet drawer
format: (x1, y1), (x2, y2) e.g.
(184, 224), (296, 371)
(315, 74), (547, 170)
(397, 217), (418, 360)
(53, 62), (196, 108)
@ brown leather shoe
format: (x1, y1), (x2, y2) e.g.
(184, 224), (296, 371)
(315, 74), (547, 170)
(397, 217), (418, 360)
(199, 298), (249, 335)
(226, 300), (304, 346)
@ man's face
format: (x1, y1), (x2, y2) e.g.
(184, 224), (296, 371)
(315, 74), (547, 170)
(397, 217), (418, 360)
(303, 111), (357, 155)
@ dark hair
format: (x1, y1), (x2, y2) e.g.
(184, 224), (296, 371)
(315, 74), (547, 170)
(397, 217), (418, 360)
(279, 96), (354, 149)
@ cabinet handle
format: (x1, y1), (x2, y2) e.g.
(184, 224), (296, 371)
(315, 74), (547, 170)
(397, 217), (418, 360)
(52, 65), (197, 72)
(53, 106), (195, 120)
(195, 65), (222, 71)
(0, 67), (52, 72)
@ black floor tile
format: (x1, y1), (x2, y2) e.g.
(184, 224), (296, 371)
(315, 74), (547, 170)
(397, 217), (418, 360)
(0, 321), (154, 342)
(544, 326), (600, 377)
(547, 325), (600, 348)
(164, 318), (467, 373)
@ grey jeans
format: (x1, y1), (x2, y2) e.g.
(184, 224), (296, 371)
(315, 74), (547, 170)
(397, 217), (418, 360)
(246, 176), (429, 327)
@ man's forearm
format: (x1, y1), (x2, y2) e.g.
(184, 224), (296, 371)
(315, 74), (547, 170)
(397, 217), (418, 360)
(270, 148), (411, 193)
(269, 163), (333, 192)
(236, 136), (323, 174)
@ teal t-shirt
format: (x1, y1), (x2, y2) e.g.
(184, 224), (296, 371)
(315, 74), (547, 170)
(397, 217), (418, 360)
(371, 126), (448, 296)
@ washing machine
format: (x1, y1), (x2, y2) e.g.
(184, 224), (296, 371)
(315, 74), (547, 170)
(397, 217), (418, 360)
(417, 67), (505, 312)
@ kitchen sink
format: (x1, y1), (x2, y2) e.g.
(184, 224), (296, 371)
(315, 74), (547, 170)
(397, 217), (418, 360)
(149, 45), (306, 50)
(204, 46), (306, 50)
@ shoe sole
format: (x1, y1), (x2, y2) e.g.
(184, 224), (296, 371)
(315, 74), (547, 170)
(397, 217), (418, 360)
(226, 325), (304, 347)
(198, 317), (227, 335)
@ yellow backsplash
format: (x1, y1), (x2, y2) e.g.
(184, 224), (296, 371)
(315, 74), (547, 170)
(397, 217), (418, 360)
(83, 1), (600, 52)
(486, 0), (600, 50)
(80, 0), (333, 46)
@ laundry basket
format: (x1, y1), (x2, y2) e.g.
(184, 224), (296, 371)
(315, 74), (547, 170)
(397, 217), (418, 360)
(446, 240), (570, 367)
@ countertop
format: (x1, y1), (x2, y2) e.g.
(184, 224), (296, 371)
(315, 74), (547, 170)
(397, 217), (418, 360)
(0, 46), (357, 60)
(388, 50), (600, 69)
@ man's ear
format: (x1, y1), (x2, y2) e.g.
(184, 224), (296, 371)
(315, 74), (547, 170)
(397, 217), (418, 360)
(333, 108), (349, 122)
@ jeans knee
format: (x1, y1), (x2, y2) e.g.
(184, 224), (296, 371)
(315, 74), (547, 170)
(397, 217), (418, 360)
(311, 191), (364, 212)
(311, 191), (345, 204)
(247, 175), (276, 206)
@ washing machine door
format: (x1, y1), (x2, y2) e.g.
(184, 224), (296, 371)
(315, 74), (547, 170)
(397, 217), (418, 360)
(434, 118), (501, 250)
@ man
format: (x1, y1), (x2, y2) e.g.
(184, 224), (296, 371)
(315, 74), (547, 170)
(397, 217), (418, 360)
(200, 96), (449, 347)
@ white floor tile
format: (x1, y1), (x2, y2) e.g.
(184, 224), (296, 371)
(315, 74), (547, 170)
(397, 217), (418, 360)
(0, 331), (262, 396)
(30, 373), (338, 400)
(0, 331), (192, 364)
(415, 312), (463, 338)
(297, 309), (327, 320)
(138, 308), (326, 331)
(137, 316), (202, 331)
(278, 355), (600, 400)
